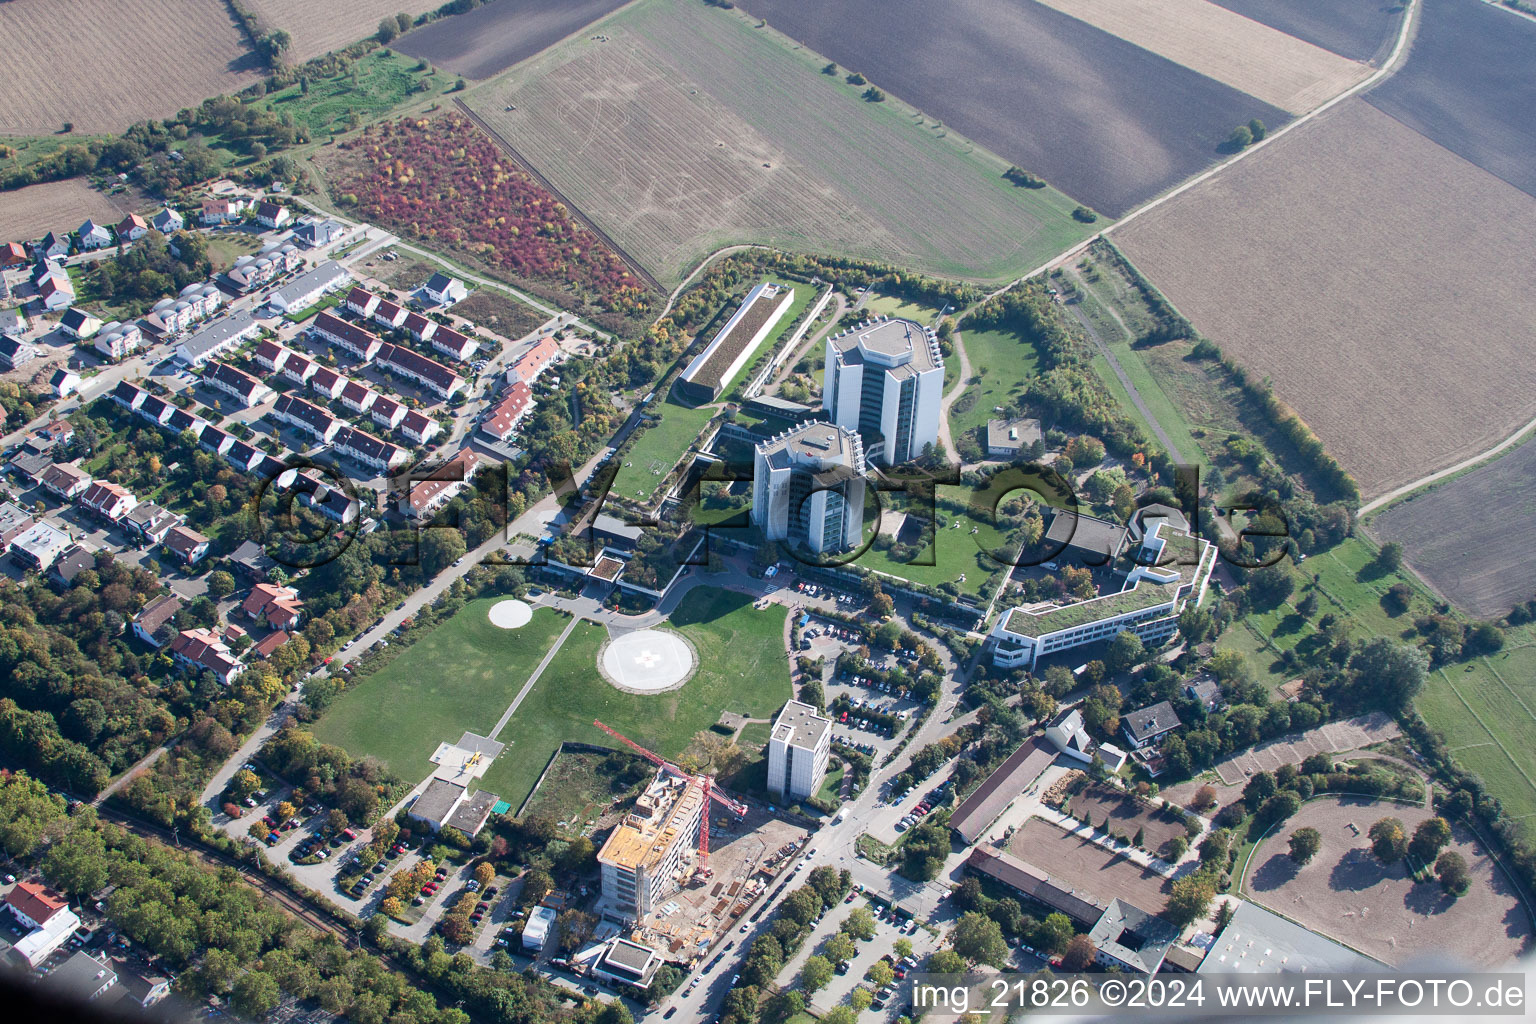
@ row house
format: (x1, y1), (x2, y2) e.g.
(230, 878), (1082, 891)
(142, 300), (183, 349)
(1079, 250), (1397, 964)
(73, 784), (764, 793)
(170, 627), (245, 685)
(370, 394), (406, 432)
(93, 320), (145, 362)
(224, 440), (265, 473)
(197, 423), (235, 457)
(110, 380), (146, 412)
(334, 425), (407, 472)
(174, 310), (258, 366)
(272, 394), (341, 443)
(377, 343), (463, 400)
(268, 259), (348, 314)
(312, 310), (382, 361)
(280, 350), (317, 386)
(399, 409), (440, 446)
(401, 311), (436, 342)
(78, 481), (138, 522)
(203, 362), (273, 407)
(253, 338), (294, 373)
(136, 394), (176, 428)
(284, 472), (359, 524)
(482, 380), (533, 442)
(509, 334), (560, 384)
(339, 379), (378, 414)
(344, 287), (379, 319)
(309, 365), (346, 400)
(372, 296), (407, 330)
(402, 448), (481, 519)
(431, 324), (477, 363)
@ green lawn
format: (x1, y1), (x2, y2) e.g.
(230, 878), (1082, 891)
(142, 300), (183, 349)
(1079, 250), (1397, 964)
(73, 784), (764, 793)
(1419, 648), (1536, 826)
(736, 720), (773, 752)
(310, 601), (569, 779)
(609, 396), (716, 503)
(253, 51), (443, 139)
(850, 484), (1020, 598)
(476, 588), (791, 807)
(947, 326), (1043, 446)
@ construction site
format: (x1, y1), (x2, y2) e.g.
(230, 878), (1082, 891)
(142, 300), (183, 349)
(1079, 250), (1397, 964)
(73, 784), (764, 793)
(591, 722), (810, 960)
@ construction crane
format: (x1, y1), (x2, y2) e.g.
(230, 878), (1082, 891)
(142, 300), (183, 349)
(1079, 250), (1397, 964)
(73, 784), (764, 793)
(592, 719), (747, 879)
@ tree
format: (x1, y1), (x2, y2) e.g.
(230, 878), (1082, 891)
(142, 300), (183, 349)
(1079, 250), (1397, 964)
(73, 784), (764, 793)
(231, 971), (281, 1019)
(1061, 934), (1097, 971)
(207, 570), (236, 598)
(782, 888), (823, 927)
(869, 961), (895, 989)
(1350, 639), (1428, 710)
(822, 1010), (858, 1024)
(1368, 817), (1407, 863)
(378, 17), (400, 42)
(1373, 542), (1403, 572)
(1288, 827), (1322, 865)
(825, 933), (857, 965)
(950, 911), (1008, 967)
(843, 905), (877, 941)
(396, 11), (413, 32)
(1228, 124), (1253, 149)
(1191, 785), (1217, 811)
(474, 861), (495, 887)
(421, 528), (468, 577)
(230, 769), (261, 801)
(928, 949), (966, 974)
(1467, 622), (1505, 655)
(1105, 631), (1145, 675)
(1435, 851), (1470, 896)
(1037, 913), (1074, 955)
(523, 867), (553, 905)
(850, 988), (874, 1012)
(1165, 872), (1216, 926)
(1407, 817), (1451, 864)
(1247, 117), (1267, 141)
(893, 937), (914, 960)
(380, 896), (404, 917)
(800, 955), (834, 993)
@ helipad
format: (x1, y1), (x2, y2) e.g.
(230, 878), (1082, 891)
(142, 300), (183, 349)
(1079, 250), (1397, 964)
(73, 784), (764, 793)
(599, 628), (697, 693)
(488, 599), (533, 629)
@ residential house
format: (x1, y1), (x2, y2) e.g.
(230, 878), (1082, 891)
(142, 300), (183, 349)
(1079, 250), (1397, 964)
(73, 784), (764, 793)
(0, 307), (28, 336)
(37, 231), (70, 258)
(0, 502), (35, 547)
(78, 480), (138, 521)
(398, 409), (439, 446)
(292, 218), (345, 248)
(93, 320), (145, 362)
(308, 365), (346, 400)
(272, 394), (341, 443)
(1186, 679), (1222, 710)
(344, 287), (379, 319)
(253, 630), (291, 660)
(164, 524), (211, 565)
(49, 544), (95, 587)
(58, 307), (102, 339)
(196, 423), (235, 456)
(0, 241), (27, 267)
(40, 461), (92, 500)
(46, 951), (119, 1004)
(230, 539), (276, 581)
(1122, 701), (1182, 750)
(134, 393), (175, 427)
(115, 213), (149, 242)
(369, 394), (406, 431)
(482, 381), (533, 441)
(225, 242), (300, 292)
(430, 324), (477, 362)
(1042, 707), (1127, 773)
(377, 342), (463, 399)
(253, 338), (293, 372)
(114, 960), (172, 1009)
(402, 448), (481, 518)
(36, 267), (74, 311)
(371, 297), (407, 330)
(279, 350), (317, 386)
(33, 418), (74, 448)
(0, 335), (38, 371)
(203, 362), (272, 407)
(401, 311), (436, 342)
(268, 259), (348, 314)
(333, 425), (407, 472)
(339, 379), (378, 414)
(3, 881), (81, 967)
(131, 593), (183, 648)
(170, 627), (245, 684)
(109, 380), (146, 411)
(287, 472), (358, 524)
(508, 334), (559, 384)
(122, 501), (182, 544)
(77, 219), (113, 250)
(223, 440), (265, 473)
(200, 197), (247, 225)
(174, 310), (258, 366)
(151, 207), (185, 234)
(49, 368), (81, 398)
(8, 521), (71, 572)
(421, 272), (468, 305)
(254, 201), (290, 229)
(243, 582), (303, 630)
(312, 309), (381, 360)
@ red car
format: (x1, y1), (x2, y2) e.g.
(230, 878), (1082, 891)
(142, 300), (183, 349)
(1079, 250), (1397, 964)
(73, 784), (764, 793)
(421, 885), (434, 896)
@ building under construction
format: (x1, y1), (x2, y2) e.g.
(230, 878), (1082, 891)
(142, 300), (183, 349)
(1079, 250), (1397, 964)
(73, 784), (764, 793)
(597, 769), (706, 922)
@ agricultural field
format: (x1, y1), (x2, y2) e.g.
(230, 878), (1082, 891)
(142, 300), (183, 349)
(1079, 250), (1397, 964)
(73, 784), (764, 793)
(1211, 0), (1404, 62)
(1031, 0), (1369, 114)
(0, 0), (263, 134)
(608, 397), (716, 504)
(243, 0), (439, 61)
(1115, 98), (1536, 500)
(1368, 435), (1536, 618)
(736, 0), (1290, 217)
(1365, 0), (1536, 199)
(318, 114), (651, 313)
(396, 0), (629, 79)
(465, 0), (1095, 289)
(475, 589), (791, 807)
(0, 178), (136, 242)
(310, 601), (570, 779)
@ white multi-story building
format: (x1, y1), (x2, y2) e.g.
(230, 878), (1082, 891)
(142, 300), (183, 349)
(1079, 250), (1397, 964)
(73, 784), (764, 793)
(823, 316), (943, 466)
(766, 700), (832, 802)
(751, 421), (866, 554)
(989, 516), (1216, 672)
(597, 770), (705, 921)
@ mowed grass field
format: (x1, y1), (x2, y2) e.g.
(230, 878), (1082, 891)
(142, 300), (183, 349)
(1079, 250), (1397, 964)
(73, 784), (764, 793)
(476, 589), (791, 807)
(854, 485), (1019, 599)
(465, 0), (1094, 289)
(0, 0), (264, 134)
(243, 0), (440, 61)
(947, 327), (1043, 447)
(0, 178), (134, 242)
(311, 601), (569, 779)
(1115, 98), (1536, 500)
(736, 0), (1290, 217)
(1368, 434), (1536, 618)
(1418, 645), (1536, 827)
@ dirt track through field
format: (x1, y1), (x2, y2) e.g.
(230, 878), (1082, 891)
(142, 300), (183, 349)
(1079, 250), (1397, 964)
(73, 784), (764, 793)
(1034, 0), (1368, 114)
(1116, 98), (1536, 500)
(0, 0), (263, 133)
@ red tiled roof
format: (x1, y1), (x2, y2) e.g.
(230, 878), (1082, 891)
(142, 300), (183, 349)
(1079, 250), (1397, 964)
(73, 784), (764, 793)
(6, 881), (67, 924)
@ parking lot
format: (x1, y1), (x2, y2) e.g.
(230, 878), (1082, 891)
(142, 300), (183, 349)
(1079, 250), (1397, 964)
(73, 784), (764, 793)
(796, 894), (941, 1018)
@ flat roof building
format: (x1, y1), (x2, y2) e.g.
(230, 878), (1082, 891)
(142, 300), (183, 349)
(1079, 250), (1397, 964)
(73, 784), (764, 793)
(597, 769), (705, 921)
(408, 778), (500, 837)
(676, 281), (795, 403)
(1088, 898), (1179, 974)
(985, 416), (1043, 459)
(751, 421), (866, 554)
(824, 316), (943, 466)
(1198, 899), (1384, 974)
(767, 699), (832, 802)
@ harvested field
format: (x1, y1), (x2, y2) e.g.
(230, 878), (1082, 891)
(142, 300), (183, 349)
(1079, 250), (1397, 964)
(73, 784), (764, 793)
(243, 0), (439, 61)
(1115, 98), (1536, 500)
(1211, 0), (1403, 62)
(396, 0), (629, 79)
(736, 0), (1290, 217)
(1033, 0), (1368, 114)
(1366, 0), (1536, 199)
(467, 0), (1095, 288)
(1007, 817), (1171, 913)
(1243, 796), (1532, 968)
(0, 178), (135, 243)
(1369, 437), (1536, 617)
(0, 0), (263, 134)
